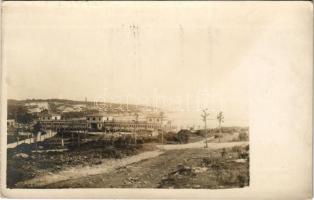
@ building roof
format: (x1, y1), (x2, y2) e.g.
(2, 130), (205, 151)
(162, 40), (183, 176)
(146, 113), (163, 118)
(86, 113), (108, 117)
(41, 113), (60, 116)
(86, 112), (165, 120)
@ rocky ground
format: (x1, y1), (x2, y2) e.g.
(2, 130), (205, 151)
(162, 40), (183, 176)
(8, 132), (249, 189)
(7, 135), (153, 188)
(41, 145), (249, 189)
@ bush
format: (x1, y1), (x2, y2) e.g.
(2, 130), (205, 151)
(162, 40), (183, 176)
(238, 132), (249, 141)
(194, 130), (206, 137)
(177, 130), (190, 144)
(141, 136), (159, 143)
(237, 175), (247, 187)
(239, 151), (249, 159)
(162, 132), (178, 143)
(231, 145), (242, 153)
(114, 135), (134, 147)
(202, 156), (224, 168)
(7, 168), (33, 188)
(7, 105), (36, 124)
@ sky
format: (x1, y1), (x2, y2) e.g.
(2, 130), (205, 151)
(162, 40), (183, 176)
(3, 2), (254, 127)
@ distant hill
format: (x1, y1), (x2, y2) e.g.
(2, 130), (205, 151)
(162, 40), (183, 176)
(7, 99), (161, 123)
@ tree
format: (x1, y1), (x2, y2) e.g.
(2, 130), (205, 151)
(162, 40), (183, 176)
(33, 121), (43, 151)
(201, 109), (210, 148)
(8, 105), (35, 124)
(14, 128), (20, 145)
(177, 129), (190, 144)
(216, 111), (224, 142)
(33, 121), (43, 135)
(160, 111), (165, 144)
(133, 113), (139, 145)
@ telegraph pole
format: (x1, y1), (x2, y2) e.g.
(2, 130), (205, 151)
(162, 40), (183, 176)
(201, 109), (210, 148)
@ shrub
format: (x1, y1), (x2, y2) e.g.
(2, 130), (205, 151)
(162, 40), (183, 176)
(162, 132), (178, 143)
(114, 135), (134, 147)
(231, 145), (242, 153)
(237, 175), (247, 187)
(177, 130), (190, 144)
(239, 151), (249, 159)
(221, 148), (227, 158)
(238, 132), (249, 141)
(194, 130), (206, 137)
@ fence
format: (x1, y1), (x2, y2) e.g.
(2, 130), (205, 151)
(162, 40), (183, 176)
(7, 130), (57, 149)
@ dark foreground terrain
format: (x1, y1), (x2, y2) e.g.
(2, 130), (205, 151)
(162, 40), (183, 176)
(8, 131), (249, 189)
(38, 145), (249, 189)
(7, 130), (206, 187)
(7, 134), (153, 188)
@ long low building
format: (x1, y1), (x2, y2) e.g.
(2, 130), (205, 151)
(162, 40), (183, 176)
(40, 119), (87, 131)
(102, 121), (162, 132)
(39, 112), (173, 133)
(86, 113), (163, 131)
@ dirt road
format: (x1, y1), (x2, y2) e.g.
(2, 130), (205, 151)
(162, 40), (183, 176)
(158, 139), (248, 150)
(42, 147), (249, 189)
(16, 139), (248, 188)
(45, 149), (200, 188)
(16, 150), (163, 188)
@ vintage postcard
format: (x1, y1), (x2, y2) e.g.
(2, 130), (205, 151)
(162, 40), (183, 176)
(0, 1), (312, 199)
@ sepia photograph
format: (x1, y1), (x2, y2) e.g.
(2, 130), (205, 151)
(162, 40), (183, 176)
(0, 1), (312, 199)
(4, 2), (249, 189)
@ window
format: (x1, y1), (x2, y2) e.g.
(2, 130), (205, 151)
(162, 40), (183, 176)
(93, 117), (96, 120)
(87, 117), (90, 120)
(99, 117), (101, 121)
(55, 117), (57, 120)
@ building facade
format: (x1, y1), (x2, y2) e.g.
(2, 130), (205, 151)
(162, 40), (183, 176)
(39, 112), (171, 133)
(40, 119), (87, 131)
(86, 113), (164, 132)
(40, 113), (61, 121)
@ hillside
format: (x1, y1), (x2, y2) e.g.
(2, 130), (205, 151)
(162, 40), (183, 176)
(7, 99), (160, 123)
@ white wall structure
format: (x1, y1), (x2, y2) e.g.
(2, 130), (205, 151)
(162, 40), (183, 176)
(40, 113), (61, 121)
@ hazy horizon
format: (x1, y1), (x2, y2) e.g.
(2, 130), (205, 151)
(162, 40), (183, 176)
(4, 3), (250, 127)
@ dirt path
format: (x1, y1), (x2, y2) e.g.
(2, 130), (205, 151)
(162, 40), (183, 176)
(16, 150), (163, 188)
(17, 140), (248, 188)
(41, 147), (249, 189)
(157, 139), (248, 150)
(40, 149), (211, 188)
